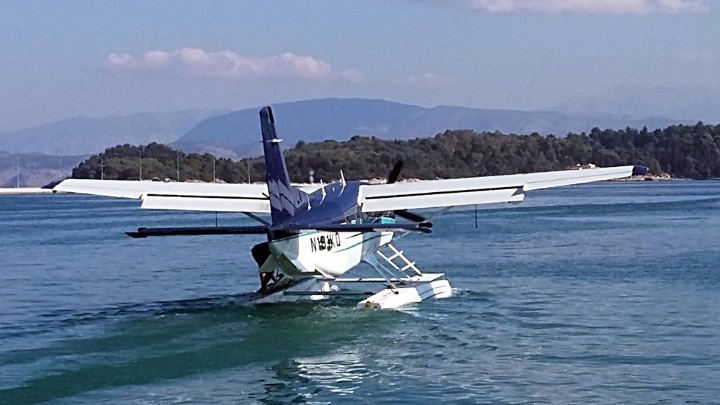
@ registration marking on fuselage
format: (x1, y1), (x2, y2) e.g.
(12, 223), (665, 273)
(309, 232), (342, 252)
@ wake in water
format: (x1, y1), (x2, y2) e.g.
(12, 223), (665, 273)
(0, 295), (402, 404)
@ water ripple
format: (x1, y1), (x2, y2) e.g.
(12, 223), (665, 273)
(2, 183), (720, 403)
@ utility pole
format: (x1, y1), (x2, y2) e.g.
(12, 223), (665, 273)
(100, 158), (104, 180)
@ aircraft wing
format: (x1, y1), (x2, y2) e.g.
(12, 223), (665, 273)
(54, 179), (270, 213)
(358, 165), (634, 212)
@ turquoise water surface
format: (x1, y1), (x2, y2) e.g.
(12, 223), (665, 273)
(1, 181), (719, 403)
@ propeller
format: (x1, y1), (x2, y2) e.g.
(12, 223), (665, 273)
(387, 160), (404, 184)
(385, 160), (427, 223)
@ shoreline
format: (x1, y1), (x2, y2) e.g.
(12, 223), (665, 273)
(615, 174), (677, 181)
(0, 187), (54, 195)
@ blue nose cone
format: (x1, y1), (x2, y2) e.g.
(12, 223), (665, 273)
(632, 165), (649, 176)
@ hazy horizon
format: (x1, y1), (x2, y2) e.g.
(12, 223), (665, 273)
(2, 1), (719, 131)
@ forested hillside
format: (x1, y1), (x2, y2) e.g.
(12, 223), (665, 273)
(70, 122), (720, 182)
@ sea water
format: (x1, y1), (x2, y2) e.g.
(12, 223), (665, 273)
(1, 181), (719, 403)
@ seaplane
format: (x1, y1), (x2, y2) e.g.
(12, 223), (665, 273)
(55, 107), (638, 309)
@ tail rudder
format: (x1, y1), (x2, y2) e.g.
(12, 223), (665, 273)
(260, 107), (306, 225)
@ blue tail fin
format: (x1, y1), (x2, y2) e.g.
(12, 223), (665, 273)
(260, 107), (307, 225)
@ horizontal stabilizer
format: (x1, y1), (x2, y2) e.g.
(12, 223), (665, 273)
(126, 225), (268, 238)
(276, 222), (433, 234)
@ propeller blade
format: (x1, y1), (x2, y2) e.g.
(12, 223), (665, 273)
(394, 209), (426, 223)
(385, 161), (426, 222)
(387, 160), (404, 184)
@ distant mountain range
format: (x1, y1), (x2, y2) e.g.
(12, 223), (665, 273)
(0, 109), (228, 156)
(173, 98), (688, 158)
(0, 98), (694, 161)
(555, 84), (720, 124)
(0, 152), (87, 187)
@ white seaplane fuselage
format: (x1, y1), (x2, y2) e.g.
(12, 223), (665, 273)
(268, 229), (394, 278)
(255, 226), (453, 309)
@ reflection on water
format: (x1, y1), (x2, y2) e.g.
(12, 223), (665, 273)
(295, 350), (367, 395)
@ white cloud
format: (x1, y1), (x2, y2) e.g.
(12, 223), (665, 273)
(107, 48), (364, 82)
(678, 52), (719, 62)
(338, 68), (367, 84)
(426, 0), (708, 14)
(406, 72), (458, 88)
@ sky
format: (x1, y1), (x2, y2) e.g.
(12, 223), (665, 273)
(1, 0), (719, 131)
